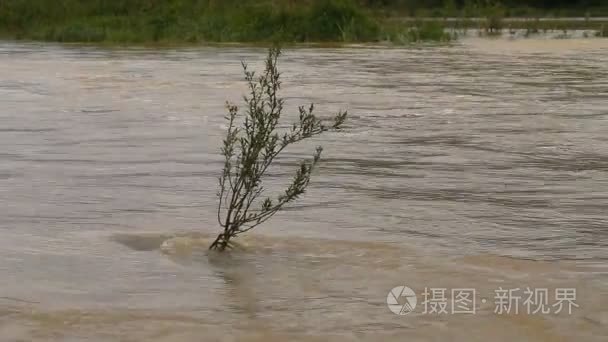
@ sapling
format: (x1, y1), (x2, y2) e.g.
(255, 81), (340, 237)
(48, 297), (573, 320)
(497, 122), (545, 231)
(209, 48), (347, 251)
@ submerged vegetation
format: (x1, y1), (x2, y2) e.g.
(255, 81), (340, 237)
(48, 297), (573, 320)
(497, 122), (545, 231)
(210, 48), (346, 251)
(1, 0), (607, 44)
(383, 20), (455, 42)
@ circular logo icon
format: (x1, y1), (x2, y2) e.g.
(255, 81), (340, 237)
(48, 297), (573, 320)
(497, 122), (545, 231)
(387, 286), (417, 315)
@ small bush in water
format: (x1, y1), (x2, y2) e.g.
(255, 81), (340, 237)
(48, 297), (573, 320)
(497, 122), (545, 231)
(210, 48), (347, 251)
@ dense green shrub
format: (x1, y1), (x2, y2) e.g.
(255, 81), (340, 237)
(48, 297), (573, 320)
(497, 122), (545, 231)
(306, 0), (379, 41)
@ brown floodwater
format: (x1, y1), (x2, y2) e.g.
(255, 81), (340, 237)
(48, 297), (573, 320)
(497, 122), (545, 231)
(0, 37), (607, 341)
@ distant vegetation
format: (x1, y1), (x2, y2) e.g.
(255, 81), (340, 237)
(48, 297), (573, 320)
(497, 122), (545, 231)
(0, 0), (607, 44)
(0, 0), (378, 43)
(366, 0), (608, 18)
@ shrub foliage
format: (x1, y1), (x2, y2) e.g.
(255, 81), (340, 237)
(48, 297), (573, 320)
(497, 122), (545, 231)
(210, 48), (347, 251)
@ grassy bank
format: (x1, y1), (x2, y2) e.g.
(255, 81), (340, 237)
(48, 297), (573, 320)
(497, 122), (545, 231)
(0, 0), (606, 44)
(0, 0), (451, 44)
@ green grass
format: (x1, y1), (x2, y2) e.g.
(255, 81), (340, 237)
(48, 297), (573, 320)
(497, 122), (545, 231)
(0, 0), (385, 44)
(2, 0), (607, 44)
(0, 0), (462, 45)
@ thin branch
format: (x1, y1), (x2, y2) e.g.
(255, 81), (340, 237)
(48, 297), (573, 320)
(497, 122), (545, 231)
(211, 47), (347, 251)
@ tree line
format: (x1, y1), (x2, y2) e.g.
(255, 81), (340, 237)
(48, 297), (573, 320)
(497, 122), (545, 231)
(362, 0), (605, 9)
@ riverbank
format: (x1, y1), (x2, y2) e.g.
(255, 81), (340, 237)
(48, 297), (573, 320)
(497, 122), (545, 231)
(0, 0), (445, 44)
(3, 0), (607, 44)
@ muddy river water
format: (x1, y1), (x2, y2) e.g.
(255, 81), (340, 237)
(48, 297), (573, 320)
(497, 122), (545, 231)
(1, 38), (607, 341)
